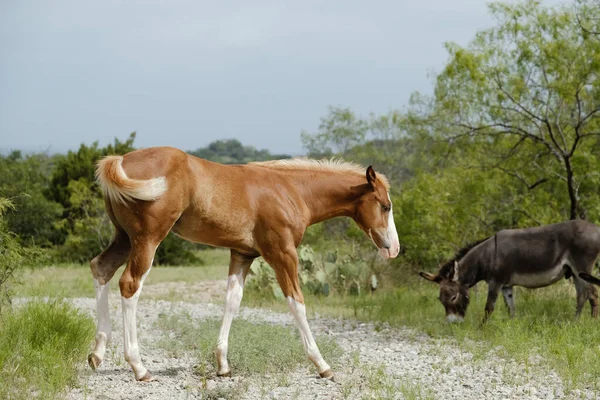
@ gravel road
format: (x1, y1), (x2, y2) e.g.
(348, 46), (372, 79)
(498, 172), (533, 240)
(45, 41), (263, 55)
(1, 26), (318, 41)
(64, 287), (598, 400)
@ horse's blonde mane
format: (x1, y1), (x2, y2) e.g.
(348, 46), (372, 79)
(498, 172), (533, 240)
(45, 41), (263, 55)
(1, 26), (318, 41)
(251, 157), (390, 189)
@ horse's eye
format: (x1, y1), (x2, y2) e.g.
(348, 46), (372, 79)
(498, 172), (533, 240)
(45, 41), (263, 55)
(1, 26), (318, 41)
(381, 204), (391, 212)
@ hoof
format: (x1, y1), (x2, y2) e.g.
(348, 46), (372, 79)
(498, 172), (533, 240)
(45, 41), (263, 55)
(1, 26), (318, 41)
(87, 353), (102, 370)
(217, 370), (231, 378)
(137, 371), (155, 382)
(319, 369), (334, 380)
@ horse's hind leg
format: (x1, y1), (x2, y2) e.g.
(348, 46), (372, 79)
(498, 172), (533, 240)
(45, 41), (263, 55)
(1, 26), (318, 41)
(88, 229), (131, 370)
(501, 286), (515, 318)
(119, 237), (163, 382)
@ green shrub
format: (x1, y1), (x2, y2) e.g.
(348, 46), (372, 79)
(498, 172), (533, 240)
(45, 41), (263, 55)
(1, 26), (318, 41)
(0, 300), (95, 399)
(0, 198), (46, 311)
(245, 244), (387, 299)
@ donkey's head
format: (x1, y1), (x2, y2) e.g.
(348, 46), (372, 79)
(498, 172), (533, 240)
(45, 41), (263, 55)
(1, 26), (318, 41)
(352, 166), (400, 259)
(419, 261), (470, 323)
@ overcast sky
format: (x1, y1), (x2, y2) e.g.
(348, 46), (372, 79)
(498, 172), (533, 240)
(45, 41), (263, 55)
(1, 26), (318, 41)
(0, 0), (564, 155)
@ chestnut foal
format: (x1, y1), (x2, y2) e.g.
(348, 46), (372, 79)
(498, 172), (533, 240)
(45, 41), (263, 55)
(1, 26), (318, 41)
(87, 146), (400, 382)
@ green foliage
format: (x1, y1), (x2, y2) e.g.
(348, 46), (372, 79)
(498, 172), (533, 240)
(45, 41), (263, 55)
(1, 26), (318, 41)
(0, 300), (95, 400)
(155, 233), (203, 266)
(301, 107), (421, 185)
(0, 153), (63, 246)
(428, 0), (600, 220)
(245, 244), (388, 299)
(47, 132), (136, 212)
(53, 179), (112, 263)
(0, 198), (45, 310)
(188, 139), (290, 164)
(301, 0), (600, 273)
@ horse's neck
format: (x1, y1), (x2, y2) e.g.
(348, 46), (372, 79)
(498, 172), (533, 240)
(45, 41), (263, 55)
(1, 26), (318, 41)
(292, 173), (365, 226)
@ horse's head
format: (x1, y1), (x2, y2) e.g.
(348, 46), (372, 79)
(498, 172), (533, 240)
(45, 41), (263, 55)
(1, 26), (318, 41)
(419, 261), (470, 323)
(352, 166), (400, 259)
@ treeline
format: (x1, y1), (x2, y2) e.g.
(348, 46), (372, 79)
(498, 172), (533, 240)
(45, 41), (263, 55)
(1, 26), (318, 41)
(301, 0), (600, 271)
(0, 135), (288, 265)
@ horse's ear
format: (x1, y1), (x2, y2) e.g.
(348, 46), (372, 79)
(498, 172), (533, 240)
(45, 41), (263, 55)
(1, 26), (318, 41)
(366, 165), (377, 189)
(419, 271), (442, 284)
(580, 272), (600, 286)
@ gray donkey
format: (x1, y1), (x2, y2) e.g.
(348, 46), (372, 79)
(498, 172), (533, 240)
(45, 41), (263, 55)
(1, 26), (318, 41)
(420, 220), (600, 323)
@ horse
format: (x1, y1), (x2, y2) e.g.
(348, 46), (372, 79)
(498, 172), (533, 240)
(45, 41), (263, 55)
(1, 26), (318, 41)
(419, 220), (600, 323)
(87, 146), (400, 382)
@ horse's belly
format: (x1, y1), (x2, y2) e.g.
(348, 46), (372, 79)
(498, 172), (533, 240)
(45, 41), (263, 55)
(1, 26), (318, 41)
(171, 219), (255, 252)
(509, 264), (567, 289)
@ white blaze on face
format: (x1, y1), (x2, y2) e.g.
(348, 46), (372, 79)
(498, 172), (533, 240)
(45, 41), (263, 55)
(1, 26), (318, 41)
(379, 192), (400, 259)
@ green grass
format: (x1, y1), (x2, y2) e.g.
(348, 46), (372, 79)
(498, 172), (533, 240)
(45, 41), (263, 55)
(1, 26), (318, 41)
(154, 311), (342, 379)
(13, 261), (600, 392)
(297, 279), (600, 392)
(13, 248), (230, 299)
(0, 300), (95, 400)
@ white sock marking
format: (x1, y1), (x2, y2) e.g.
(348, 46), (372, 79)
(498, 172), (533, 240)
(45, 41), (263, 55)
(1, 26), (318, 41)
(216, 269), (245, 375)
(122, 265), (152, 380)
(287, 296), (330, 374)
(92, 279), (111, 360)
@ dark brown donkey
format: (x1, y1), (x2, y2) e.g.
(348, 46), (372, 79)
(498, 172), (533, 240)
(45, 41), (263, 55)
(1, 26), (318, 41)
(88, 146), (400, 382)
(419, 220), (600, 323)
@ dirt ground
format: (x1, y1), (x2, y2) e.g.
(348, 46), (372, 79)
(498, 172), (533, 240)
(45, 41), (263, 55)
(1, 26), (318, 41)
(64, 282), (598, 400)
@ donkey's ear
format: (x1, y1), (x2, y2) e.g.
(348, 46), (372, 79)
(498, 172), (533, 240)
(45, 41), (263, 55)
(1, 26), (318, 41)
(452, 260), (460, 283)
(580, 272), (600, 286)
(419, 271), (442, 283)
(366, 165), (377, 189)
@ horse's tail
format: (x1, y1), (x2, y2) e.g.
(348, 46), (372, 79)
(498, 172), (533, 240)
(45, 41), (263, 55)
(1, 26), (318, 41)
(95, 156), (167, 205)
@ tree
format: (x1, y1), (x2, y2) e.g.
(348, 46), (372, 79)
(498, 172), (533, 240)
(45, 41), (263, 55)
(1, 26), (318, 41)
(301, 107), (369, 157)
(301, 107), (428, 185)
(576, 0), (600, 38)
(424, 0), (600, 220)
(0, 198), (44, 310)
(188, 139), (290, 164)
(47, 132), (137, 214)
(0, 152), (63, 246)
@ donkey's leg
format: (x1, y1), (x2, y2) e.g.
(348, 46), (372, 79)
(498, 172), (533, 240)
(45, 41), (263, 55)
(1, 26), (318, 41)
(588, 284), (599, 318)
(119, 240), (158, 382)
(483, 282), (501, 324)
(264, 246), (333, 379)
(574, 277), (590, 319)
(88, 229), (131, 370)
(215, 251), (254, 377)
(501, 286), (515, 318)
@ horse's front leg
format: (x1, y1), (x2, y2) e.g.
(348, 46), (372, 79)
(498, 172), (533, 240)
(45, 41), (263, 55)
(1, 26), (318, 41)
(215, 250), (254, 377)
(263, 241), (333, 379)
